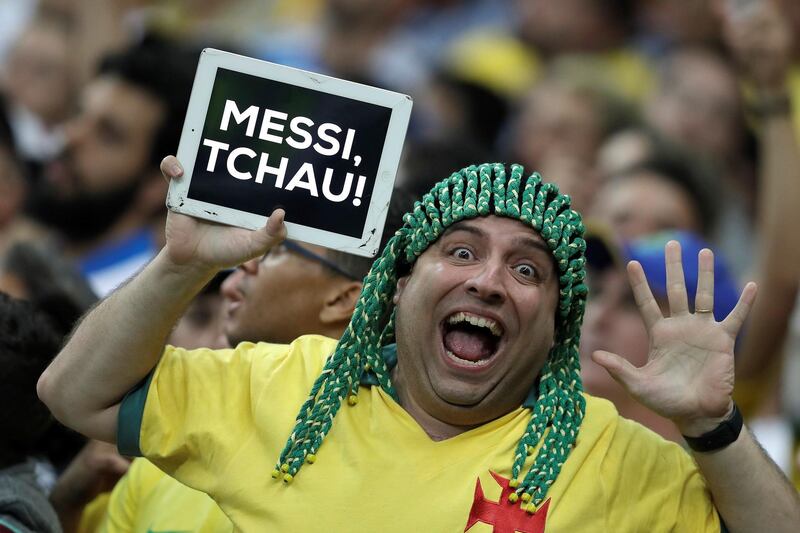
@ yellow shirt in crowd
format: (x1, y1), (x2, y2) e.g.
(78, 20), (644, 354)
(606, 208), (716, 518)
(99, 458), (232, 532)
(116, 335), (721, 532)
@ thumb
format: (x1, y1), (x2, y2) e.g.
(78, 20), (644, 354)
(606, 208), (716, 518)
(250, 208), (287, 252)
(591, 350), (641, 394)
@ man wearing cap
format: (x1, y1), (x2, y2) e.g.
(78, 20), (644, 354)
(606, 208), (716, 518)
(39, 159), (799, 531)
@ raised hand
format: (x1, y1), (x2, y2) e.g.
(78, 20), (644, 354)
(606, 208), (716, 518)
(161, 155), (287, 270)
(591, 241), (757, 436)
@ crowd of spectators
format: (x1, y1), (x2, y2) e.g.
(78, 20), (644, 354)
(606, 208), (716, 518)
(1, 0), (799, 531)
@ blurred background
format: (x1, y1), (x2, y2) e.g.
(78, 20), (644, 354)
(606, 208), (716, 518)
(1, 0), (799, 524)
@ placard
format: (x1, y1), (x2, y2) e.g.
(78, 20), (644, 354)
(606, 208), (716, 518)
(168, 48), (412, 256)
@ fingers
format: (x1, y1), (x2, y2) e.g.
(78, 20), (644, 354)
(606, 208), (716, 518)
(97, 451), (131, 476)
(266, 208), (286, 238)
(160, 155), (184, 182)
(694, 248), (715, 318)
(665, 240), (690, 316)
(250, 208), (287, 255)
(721, 281), (757, 337)
(591, 350), (641, 395)
(626, 260), (663, 330)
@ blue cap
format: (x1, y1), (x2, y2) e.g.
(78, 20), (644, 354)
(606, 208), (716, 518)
(587, 229), (741, 322)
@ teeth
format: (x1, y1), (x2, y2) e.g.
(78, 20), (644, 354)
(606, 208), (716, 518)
(447, 312), (503, 337)
(445, 349), (492, 367)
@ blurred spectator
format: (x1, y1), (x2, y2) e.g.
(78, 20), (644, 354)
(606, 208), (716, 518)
(25, 37), (197, 297)
(1, 14), (74, 167)
(646, 48), (749, 169)
(510, 0), (654, 101)
(0, 293), (63, 533)
(0, 241), (97, 484)
(509, 71), (638, 211)
(594, 126), (754, 279)
(591, 153), (718, 241)
(168, 271), (229, 351)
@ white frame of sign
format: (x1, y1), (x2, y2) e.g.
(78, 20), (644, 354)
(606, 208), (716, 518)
(167, 48), (412, 257)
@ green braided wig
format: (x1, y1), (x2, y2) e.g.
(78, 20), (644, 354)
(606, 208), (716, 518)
(272, 162), (588, 512)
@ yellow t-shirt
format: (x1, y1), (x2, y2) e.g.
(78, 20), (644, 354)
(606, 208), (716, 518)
(99, 458), (233, 533)
(118, 335), (720, 532)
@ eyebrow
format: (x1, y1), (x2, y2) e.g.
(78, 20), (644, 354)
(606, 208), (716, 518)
(442, 222), (486, 240)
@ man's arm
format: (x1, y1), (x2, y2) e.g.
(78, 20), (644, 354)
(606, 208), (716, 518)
(37, 156), (286, 442)
(689, 427), (799, 530)
(592, 243), (800, 533)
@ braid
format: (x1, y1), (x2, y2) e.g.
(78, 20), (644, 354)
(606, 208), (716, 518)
(273, 163), (588, 513)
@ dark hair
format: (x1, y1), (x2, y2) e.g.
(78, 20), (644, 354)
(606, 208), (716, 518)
(0, 91), (24, 179)
(614, 149), (718, 236)
(600, 0), (636, 33)
(400, 137), (491, 201)
(0, 294), (61, 468)
(3, 241), (97, 337)
(98, 35), (199, 169)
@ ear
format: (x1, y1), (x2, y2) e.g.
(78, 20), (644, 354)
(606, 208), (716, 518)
(319, 280), (363, 325)
(393, 275), (410, 304)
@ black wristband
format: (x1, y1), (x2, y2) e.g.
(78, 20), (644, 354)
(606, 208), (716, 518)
(682, 403), (743, 453)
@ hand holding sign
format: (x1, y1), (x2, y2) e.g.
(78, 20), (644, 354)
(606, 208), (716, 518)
(162, 155), (286, 270)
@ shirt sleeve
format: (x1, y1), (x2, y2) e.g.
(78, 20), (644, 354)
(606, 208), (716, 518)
(115, 338), (330, 498)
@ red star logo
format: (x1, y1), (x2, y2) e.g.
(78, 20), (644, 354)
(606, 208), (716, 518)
(464, 471), (551, 533)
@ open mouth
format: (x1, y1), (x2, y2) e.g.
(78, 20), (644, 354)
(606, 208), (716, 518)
(441, 311), (504, 368)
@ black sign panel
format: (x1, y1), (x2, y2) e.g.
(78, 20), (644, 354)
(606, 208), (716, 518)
(187, 68), (393, 238)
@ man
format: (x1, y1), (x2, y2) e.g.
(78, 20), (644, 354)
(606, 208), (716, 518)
(39, 160), (799, 531)
(27, 37), (197, 297)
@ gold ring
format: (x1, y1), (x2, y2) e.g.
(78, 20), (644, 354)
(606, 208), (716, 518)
(695, 308), (713, 314)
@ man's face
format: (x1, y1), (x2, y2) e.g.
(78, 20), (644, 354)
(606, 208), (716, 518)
(393, 216), (560, 427)
(222, 242), (347, 345)
(28, 76), (165, 241)
(50, 76), (164, 197)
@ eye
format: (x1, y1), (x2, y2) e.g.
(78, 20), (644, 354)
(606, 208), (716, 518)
(450, 247), (474, 261)
(513, 263), (537, 279)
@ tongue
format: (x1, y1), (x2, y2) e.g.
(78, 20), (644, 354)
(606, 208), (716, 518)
(444, 329), (494, 361)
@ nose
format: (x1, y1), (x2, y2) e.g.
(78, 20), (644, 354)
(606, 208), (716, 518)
(221, 267), (247, 302)
(464, 260), (506, 304)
